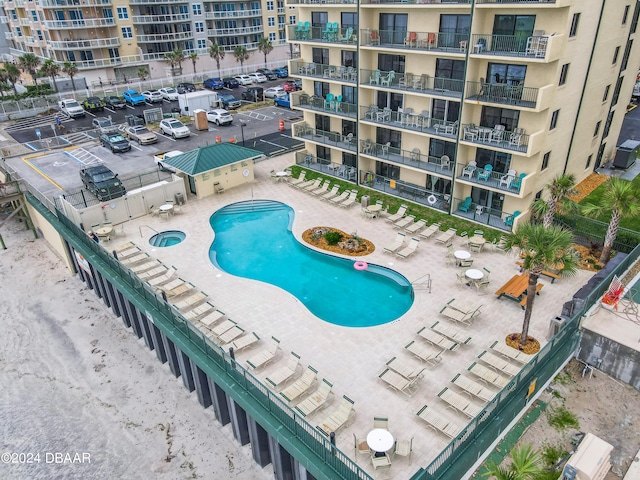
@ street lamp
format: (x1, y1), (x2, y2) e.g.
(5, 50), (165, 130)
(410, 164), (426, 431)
(239, 120), (246, 147)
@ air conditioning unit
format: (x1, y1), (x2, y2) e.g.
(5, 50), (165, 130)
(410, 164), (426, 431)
(562, 433), (613, 480)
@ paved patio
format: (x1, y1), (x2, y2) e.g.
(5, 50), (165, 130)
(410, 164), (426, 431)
(105, 152), (594, 479)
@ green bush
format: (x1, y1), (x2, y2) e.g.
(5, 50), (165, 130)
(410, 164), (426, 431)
(541, 443), (569, 467)
(547, 405), (580, 431)
(324, 231), (343, 245)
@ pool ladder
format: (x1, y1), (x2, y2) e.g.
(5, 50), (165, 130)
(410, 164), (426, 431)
(139, 225), (159, 238)
(412, 274), (432, 293)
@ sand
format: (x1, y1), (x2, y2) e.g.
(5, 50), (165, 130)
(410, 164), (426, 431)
(0, 218), (271, 480)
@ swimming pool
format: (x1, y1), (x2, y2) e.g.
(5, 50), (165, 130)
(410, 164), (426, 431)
(209, 200), (414, 327)
(149, 230), (186, 247)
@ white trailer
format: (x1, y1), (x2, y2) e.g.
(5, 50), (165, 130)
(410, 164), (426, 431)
(178, 91), (219, 116)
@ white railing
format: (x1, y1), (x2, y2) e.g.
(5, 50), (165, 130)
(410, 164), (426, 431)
(43, 18), (116, 29)
(204, 8), (262, 19)
(132, 13), (190, 24)
(49, 37), (121, 49)
(207, 25), (262, 36)
(38, 0), (112, 7)
(136, 31), (193, 42)
(20, 18), (30, 26)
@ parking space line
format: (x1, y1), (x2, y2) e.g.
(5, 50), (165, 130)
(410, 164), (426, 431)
(85, 111), (96, 117)
(104, 107), (116, 114)
(22, 156), (64, 190)
(130, 143), (143, 151)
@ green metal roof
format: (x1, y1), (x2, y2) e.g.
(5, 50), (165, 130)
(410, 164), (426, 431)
(164, 143), (263, 175)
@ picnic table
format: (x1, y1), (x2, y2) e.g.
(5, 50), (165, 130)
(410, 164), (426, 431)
(495, 273), (543, 309)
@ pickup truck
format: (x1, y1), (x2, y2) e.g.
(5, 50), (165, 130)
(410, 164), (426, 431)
(58, 99), (86, 118)
(154, 150), (184, 173)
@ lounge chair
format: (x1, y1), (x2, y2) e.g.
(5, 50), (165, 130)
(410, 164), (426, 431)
(328, 190), (350, 205)
(385, 204), (408, 223)
(439, 305), (482, 327)
(288, 170), (307, 187)
(129, 259), (160, 274)
(417, 326), (459, 351)
(194, 308), (226, 327)
(316, 395), (355, 436)
(378, 368), (421, 396)
(437, 387), (483, 418)
(265, 352), (301, 390)
(416, 405), (463, 438)
(320, 185), (340, 201)
(246, 337), (281, 370)
(468, 362), (509, 389)
(385, 356), (425, 380)
(279, 365), (318, 404)
(138, 265), (170, 281)
(147, 266), (177, 286)
(490, 340), (532, 364)
(116, 246), (142, 260)
(216, 325), (245, 345)
(383, 232), (406, 254)
(209, 318), (238, 338)
(157, 277), (185, 293)
(340, 190), (358, 208)
(310, 180), (330, 196)
(431, 321), (472, 345)
(114, 242), (136, 253)
(295, 378), (333, 417)
(301, 178), (322, 192)
(404, 340), (444, 366)
(172, 291), (207, 311)
(182, 301), (217, 322)
(451, 373), (495, 404)
(393, 214), (416, 230)
(419, 222), (441, 239)
(224, 332), (260, 353)
(396, 237), (420, 259)
(442, 298), (477, 315)
(435, 228), (457, 244)
(477, 351), (521, 377)
(120, 252), (149, 265)
(405, 219), (427, 235)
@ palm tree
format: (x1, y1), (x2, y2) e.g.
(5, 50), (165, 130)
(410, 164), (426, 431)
(233, 46), (250, 70)
(172, 49), (185, 75)
(483, 444), (544, 480)
(18, 53), (41, 86)
(257, 36), (273, 66)
(136, 67), (149, 80)
(530, 174), (577, 228)
(209, 42), (225, 77)
(62, 62), (78, 91)
(505, 224), (578, 347)
(189, 52), (198, 74)
(4, 63), (21, 95)
(582, 177), (640, 263)
(40, 59), (60, 92)
(0, 67), (9, 98)
(164, 51), (178, 76)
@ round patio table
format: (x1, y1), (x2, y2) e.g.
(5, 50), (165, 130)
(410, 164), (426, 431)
(367, 429), (394, 453)
(454, 250), (471, 260)
(465, 269), (484, 281)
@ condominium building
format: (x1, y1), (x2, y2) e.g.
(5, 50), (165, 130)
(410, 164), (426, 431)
(288, 0), (640, 232)
(0, 0), (297, 82)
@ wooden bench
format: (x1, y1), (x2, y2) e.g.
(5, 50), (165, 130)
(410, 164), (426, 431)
(515, 261), (561, 283)
(518, 283), (544, 309)
(494, 274), (522, 298)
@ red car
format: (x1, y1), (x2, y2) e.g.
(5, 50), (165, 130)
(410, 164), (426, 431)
(282, 81), (299, 93)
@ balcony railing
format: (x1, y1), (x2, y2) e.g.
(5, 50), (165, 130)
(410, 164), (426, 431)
(452, 196), (515, 231)
(43, 18), (116, 29)
(205, 8), (261, 19)
(360, 68), (463, 99)
(290, 92), (357, 119)
(290, 61), (357, 83)
(287, 0), (356, 5)
(455, 162), (527, 195)
(469, 33), (549, 59)
(132, 13), (190, 24)
(295, 151), (358, 182)
(465, 81), (539, 108)
(476, 0), (559, 4)
(207, 25), (262, 36)
(360, 0), (469, 3)
(360, 29), (469, 54)
(360, 105), (459, 140)
(360, 139), (454, 178)
(460, 123), (528, 154)
(288, 24), (357, 44)
(49, 37), (120, 49)
(293, 124), (357, 154)
(136, 31), (193, 43)
(129, 0), (187, 3)
(19, 18), (29, 26)
(38, 0), (112, 7)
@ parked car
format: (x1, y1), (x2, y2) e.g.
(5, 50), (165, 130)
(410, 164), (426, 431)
(218, 93), (241, 109)
(256, 68), (277, 81)
(292, 78), (302, 89)
(264, 86), (286, 99)
(80, 165), (126, 201)
(124, 125), (158, 145)
(103, 95), (126, 109)
(158, 87), (178, 101)
(234, 75), (253, 86)
(273, 94), (291, 109)
(206, 109), (233, 125)
(203, 77), (224, 90)
(122, 89), (146, 106)
(83, 96), (104, 112)
(223, 77), (240, 88)
(142, 90), (163, 103)
(176, 82), (196, 94)
(92, 117), (118, 134)
(58, 99), (85, 118)
(248, 72), (268, 83)
(282, 81), (300, 93)
(159, 118), (191, 138)
(100, 132), (131, 153)
(273, 67), (289, 78)
(241, 87), (264, 102)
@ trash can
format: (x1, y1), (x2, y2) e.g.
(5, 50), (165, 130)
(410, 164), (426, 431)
(125, 114), (135, 126)
(174, 192), (184, 206)
(361, 195), (370, 208)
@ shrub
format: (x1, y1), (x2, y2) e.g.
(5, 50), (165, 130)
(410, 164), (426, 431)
(324, 231), (343, 245)
(547, 405), (580, 431)
(541, 443), (569, 467)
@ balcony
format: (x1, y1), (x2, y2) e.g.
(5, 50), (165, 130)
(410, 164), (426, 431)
(287, 0), (356, 6)
(360, 0), (469, 3)
(360, 29), (469, 55)
(288, 24), (357, 45)
(129, 0), (187, 3)
(205, 9), (261, 19)
(290, 61), (357, 83)
(132, 13), (190, 24)
(475, 0), (570, 6)
(0, 16), (8, 24)
(207, 25), (262, 36)
(451, 196), (514, 231)
(290, 92), (357, 120)
(15, 0), (23, 6)
(360, 139), (454, 178)
(465, 81), (554, 111)
(26, 35), (35, 44)
(460, 123), (545, 156)
(455, 161), (528, 195)
(43, 18), (116, 29)
(19, 18), (29, 26)
(360, 68), (463, 99)
(38, 0), (112, 7)
(4, 31), (12, 39)
(295, 151), (358, 182)
(469, 33), (563, 62)
(136, 31), (193, 43)
(293, 124), (357, 154)
(49, 37), (120, 49)
(360, 105), (459, 141)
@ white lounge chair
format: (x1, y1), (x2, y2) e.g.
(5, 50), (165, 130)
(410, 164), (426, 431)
(147, 266), (177, 286)
(316, 395), (355, 436)
(490, 340), (532, 364)
(435, 228), (457, 244)
(419, 222), (441, 239)
(265, 352), (301, 390)
(295, 379), (333, 417)
(120, 252), (149, 265)
(404, 340), (444, 366)
(216, 325), (245, 345)
(477, 351), (521, 377)
(393, 214), (416, 230)
(437, 387), (483, 418)
(137, 265), (168, 281)
(405, 219), (427, 235)
(129, 259), (159, 274)
(416, 405), (463, 438)
(340, 190), (359, 208)
(279, 365), (318, 404)
(379, 368), (421, 396)
(172, 291), (207, 311)
(328, 190), (350, 205)
(196, 308), (226, 327)
(450, 373), (495, 404)
(320, 185), (340, 201)
(246, 337), (281, 370)
(301, 178), (322, 192)
(288, 170), (307, 187)
(431, 321), (472, 345)
(417, 326), (459, 351)
(209, 318), (238, 338)
(385, 204), (408, 223)
(468, 362), (509, 389)
(310, 180), (330, 196)
(385, 356), (425, 379)
(396, 237), (420, 259)
(383, 232), (406, 254)
(224, 332), (260, 353)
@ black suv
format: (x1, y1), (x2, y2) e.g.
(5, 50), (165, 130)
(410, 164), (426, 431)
(83, 96), (104, 112)
(100, 132), (131, 153)
(103, 95), (126, 109)
(176, 82), (196, 94)
(223, 77), (240, 88)
(256, 68), (277, 81)
(241, 87), (264, 102)
(80, 165), (126, 201)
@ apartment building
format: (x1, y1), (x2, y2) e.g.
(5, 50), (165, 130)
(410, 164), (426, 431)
(0, 0), (296, 82)
(287, 0), (640, 232)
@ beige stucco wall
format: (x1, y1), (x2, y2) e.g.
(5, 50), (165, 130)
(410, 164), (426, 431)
(192, 160), (255, 199)
(26, 202), (75, 273)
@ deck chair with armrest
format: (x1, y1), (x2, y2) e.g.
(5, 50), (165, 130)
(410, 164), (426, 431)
(295, 176), (317, 190)
(393, 214), (416, 230)
(288, 170), (307, 187)
(378, 368), (421, 397)
(431, 321), (472, 345)
(172, 291), (207, 311)
(265, 352), (302, 390)
(182, 301), (215, 321)
(371, 451), (392, 470)
(147, 266), (178, 286)
(164, 281), (196, 299)
(437, 387), (483, 418)
(418, 326), (459, 351)
(246, 337), (281, 370)
(383, 232), (406, 254)
(340, 190), (359, 208)
(279, 365), (318, 404)
(405, 219), (427, 235)
(320, 185), (340, 201)
(439, 304), (482, 327)
(467, 362), (509, 389)
(137, 265), (169, 281)
(477, 351), (521, 377)
(435, 228), (457, 245)
(490, 340), (532, 364)
(328, 190), (350, 205)
(294, 378), (333, 417)
(316, 395), (355, 436)
(450, 373), (495, 404)
(385, 356), (425, 380)
(114, 241), (136, 253)
(224, 332), (260, 354)
(208, 318), (238, 338)
(120, 252), (150, 265)
(128, 259), (158, 274)
(216, 325), (245, 345)
(301, 178), (322, 192)
(416, 405), (463, 439)
(404, 340), (444, 366)
(385, 204), (408, 223)
(419, 222), (441, 239)
(396, 237), (420, 259)
(394, 437), (413, 464)
(458, 197), (472, 212)
(309, 180), (330, 196)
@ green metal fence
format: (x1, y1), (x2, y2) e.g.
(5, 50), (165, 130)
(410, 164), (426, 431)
(556, 214), (640, 254)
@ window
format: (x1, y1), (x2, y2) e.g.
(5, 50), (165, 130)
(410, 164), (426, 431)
(480, 106), (519, 131)
(316, 145), (331, 162)
(596, 143), (606, 168)
(379, 13), (408, 44)
(15, 27), (22, 37)
(116, 7), (128, 19)
(541, 151), (550, 170)
(535, 190), (542, 201)
(612, 46), (620, 64)
(623, 5), (630, 25)
(341, 50), (356, 68)
(103, 8), (113, 18)
(593, 121), (601, 137)
(197, 39), (206, 49)
(342, 119), (356, 137)
(268, 17), (275, 27)
(550, 109), (559, 130)
(378, 53), (405, 74)
(569, 13), (580, 37)
(194, 22), (204, 33)
(121, 27), (132, 39)
(30, 10), (37, 22)
(311, 11), (328, 27)
(632, 2), (640, 33)
(603, 111), (614, 138)
(474, 148), (511, 173)
(269, 32), (276, 41)
(559, 63), (569, 85)
(586, 154), (592, 169)
(440, 14), (471, 49)
(289, 15), (296, 25)
(437, 58), (466, 92)
(621, 39), (633, 71)
(313, 81), (329, 98)
(434, 99), (461, 123)
(341, 85), (356, 104)
(36, 29), (43, 41)
(267, 1), (274, 11)
(611, 77), (623, 106)
(312, 47), (329, 65)
(487, 62), (526, 85)
(429, 139), (457, 163)
(10, 10), (17, 20)
(603, 84), (611, 102)
(341, 12), (357, 29)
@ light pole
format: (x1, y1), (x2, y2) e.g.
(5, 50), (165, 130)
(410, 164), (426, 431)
(239, 120), (246, 147)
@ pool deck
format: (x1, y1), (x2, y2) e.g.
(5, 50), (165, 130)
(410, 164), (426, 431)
(107, 152), (594, 480)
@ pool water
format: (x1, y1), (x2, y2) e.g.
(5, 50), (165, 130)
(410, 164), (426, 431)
(209, 200), (414, 327)
(149, 230), (186, 247)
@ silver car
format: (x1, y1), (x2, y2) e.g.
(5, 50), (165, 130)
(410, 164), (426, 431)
(206, 109), (233, 125)
(158, 87), (178, 101)
(125, 125), (158, 145)
(159, 119), (191, 139)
